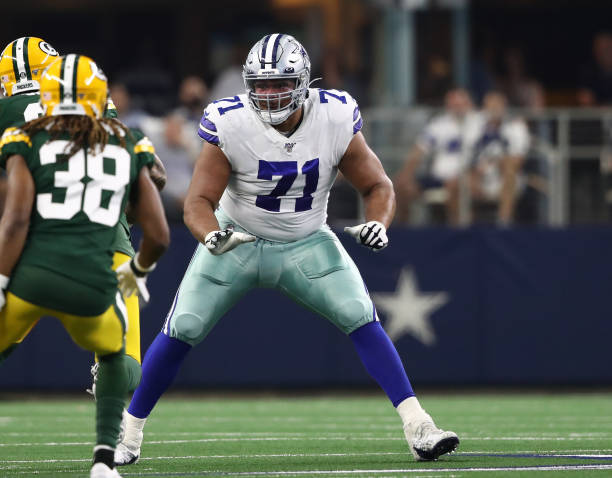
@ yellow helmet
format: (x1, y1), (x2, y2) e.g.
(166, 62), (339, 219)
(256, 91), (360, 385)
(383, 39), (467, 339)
(40, 54), (108, 118)
(0, 37), (59, 96)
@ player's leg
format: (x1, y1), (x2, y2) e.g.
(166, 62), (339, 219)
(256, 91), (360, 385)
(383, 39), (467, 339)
(278, 227), (458, 460)
(57, 292), (128, 477)
(90, 253), (143, 399)
(0, 292), (44, 358)
(117, 237), (258, 465)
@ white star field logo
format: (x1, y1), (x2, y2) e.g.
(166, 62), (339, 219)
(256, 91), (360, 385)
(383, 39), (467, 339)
(372, 267), (449, 346)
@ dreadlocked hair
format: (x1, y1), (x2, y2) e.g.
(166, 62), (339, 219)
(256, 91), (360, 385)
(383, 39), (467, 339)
(20, 116), (132, 158)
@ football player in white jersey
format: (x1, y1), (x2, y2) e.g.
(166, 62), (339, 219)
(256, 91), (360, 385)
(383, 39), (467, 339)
(116, 33), (459, 466)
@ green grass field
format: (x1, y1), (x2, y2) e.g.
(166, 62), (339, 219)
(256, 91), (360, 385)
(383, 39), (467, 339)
(1, 392), (611, 477)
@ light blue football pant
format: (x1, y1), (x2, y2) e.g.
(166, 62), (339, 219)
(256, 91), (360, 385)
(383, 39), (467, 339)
(163, 209), (376, 346)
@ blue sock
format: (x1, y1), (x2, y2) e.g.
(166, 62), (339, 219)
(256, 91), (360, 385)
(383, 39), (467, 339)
(349, 321), (415, 407)
(128, 333), (191, 419)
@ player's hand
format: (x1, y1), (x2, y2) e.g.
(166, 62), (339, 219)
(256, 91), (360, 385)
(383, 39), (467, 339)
(344, 220), (389, 252)
(204, 224), (256, 255)
(116, 253), (156, 303)
(0, 274), (9, 310)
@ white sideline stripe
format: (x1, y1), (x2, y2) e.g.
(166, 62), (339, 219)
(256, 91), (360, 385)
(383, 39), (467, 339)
(4, 465), (612, 476)
(4, 450), (612, 465)
(3, 435), (612, 447)
(3, 451), (612, 467)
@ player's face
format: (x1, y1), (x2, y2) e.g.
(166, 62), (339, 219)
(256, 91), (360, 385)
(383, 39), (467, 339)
(252, 79), (296, 110)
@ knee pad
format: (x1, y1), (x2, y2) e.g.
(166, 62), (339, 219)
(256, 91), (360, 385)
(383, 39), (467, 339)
(171, 312), (207, 345)
(334, 298), (374, 335)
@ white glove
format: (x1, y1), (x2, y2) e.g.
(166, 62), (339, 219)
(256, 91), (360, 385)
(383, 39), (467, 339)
(204, 224), (256, 255)
(344, 220), (389, 251)
(116, 253), (156, 303)
(0, 274), (8, 310)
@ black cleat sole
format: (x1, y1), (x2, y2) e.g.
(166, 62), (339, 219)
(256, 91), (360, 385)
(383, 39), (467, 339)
(414, 436), (460, 461)
(115, 455), (139, 467)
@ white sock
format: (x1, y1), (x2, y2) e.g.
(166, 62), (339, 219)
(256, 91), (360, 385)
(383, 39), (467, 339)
(123, 412), (147, 446)
(396, 396), (433, 431)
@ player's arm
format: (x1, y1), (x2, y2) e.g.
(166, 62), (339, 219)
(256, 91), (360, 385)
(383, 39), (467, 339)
(124, 154), (166, 223)
(149, 154), (167, 191)
(339, 132), (395, 251)
(183, 142), (231, 241)
(130, 167), (170, 268)
(0, 155), (34, 277)
(183, 142), (255, 254)
(339, 131), (395, 227)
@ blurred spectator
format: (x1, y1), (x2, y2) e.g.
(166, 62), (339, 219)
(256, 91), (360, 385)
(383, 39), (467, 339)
(108, 83), (149, 130)
(498, 47), (536, 108)
(470, 43), (497, 106)
(600, 118), (612, 218)
(173, 76), (209, 163)
(577, 32), (612, 106)
(419, 54), (453, 105)
(208, 43), (248, 101)
(394, 88), (481, 225)
(152, 113), (195, 222)
(174, 76), (209, 124)
(470, 91), (530, 225)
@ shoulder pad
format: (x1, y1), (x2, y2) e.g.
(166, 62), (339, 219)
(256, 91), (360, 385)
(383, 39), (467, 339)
(0, 126), (31, 148)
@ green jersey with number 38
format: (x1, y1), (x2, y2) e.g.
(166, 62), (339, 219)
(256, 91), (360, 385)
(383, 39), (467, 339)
(0, 126), (155, 314)
(0, 94), (137, 257)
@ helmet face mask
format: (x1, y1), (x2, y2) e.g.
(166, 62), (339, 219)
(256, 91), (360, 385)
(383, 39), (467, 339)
(0, 37), (59, 97)
(243, 34), (311, 125)
(40, 54), (108, 119)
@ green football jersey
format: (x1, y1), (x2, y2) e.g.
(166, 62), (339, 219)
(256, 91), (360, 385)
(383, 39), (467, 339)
(0, 125), (155, 314)
(0, 93), (43, 134)
(104, 100), (138, 257)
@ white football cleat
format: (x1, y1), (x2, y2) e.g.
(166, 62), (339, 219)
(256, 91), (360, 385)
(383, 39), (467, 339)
(90, 462), (122, 478)
(405, 421), (459, 461)
(114, 440), (140, 466)
(86, 362), (99, 399)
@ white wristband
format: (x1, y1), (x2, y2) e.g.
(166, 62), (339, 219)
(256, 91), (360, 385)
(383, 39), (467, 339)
(133, 252), (156, 274)
(0, 273), (10, 290)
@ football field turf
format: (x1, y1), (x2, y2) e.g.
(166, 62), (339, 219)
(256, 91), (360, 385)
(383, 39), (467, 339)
(1, 392), (611, 477)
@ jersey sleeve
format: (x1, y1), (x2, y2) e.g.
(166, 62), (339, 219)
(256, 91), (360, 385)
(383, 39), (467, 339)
(320, 89), (362, 163)
(0, 127), (32, 169)
(130, 128), (156, 171)
(197, 103), (223, 148)
(104, 97), (118, 119)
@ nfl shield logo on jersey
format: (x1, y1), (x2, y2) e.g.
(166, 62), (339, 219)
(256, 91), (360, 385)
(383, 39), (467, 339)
(284, 142), (296, 153)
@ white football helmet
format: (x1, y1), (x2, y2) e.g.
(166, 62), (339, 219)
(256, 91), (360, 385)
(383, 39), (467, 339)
(243, 33), (311, 125)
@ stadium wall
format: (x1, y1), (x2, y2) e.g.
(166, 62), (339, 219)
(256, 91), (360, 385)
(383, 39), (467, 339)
(2, 225), (611, 389)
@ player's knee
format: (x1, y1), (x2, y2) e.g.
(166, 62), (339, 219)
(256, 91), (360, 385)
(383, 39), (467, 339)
(172, 312), (207, 345)
(334, 298), (373, 335)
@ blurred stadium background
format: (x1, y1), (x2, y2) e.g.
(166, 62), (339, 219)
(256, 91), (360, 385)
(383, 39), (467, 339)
(1, 0), (611, 391)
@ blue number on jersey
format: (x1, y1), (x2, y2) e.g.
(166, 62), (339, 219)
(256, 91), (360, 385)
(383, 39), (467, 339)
(319, 89), (347, 104)
(256, 159), (320, 212)
(214, 96), (244, 115)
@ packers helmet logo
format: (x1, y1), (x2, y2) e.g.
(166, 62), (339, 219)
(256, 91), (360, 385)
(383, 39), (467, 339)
(85, 60), (106, 86)
(38, 41), (58, 57)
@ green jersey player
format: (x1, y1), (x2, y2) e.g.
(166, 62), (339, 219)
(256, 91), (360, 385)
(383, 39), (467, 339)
(0, 54), (169, 478)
